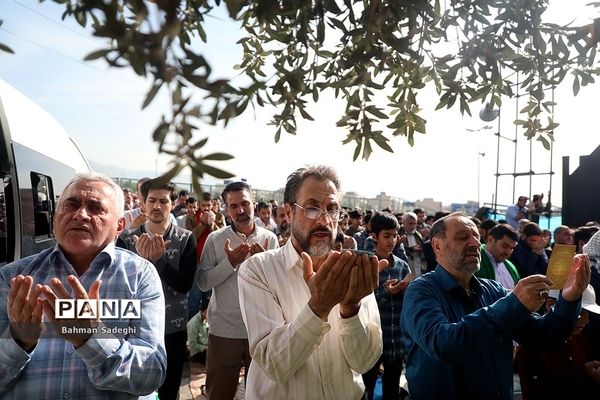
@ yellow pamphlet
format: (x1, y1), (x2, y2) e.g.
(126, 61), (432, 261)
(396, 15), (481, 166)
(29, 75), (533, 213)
(545, 244), (576, 289)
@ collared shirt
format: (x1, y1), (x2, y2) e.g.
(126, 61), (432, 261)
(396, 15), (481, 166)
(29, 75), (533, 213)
(375, 255), (411, 362)
(405, 232), (425, 276)
(238, 239), (382, 400)
(401, 265), (580, 400)
(124, 208), (177, 230)
(254, 217), (277, 233)
(505, 204), (525, 229)
(483, 248), (516, 289)
(196, 225), (278, 339)
(0, 243), (167, 399)
(354, 231), (376, 253)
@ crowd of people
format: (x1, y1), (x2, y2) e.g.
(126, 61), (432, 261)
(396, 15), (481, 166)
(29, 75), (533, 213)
(1, 167), (600, 400)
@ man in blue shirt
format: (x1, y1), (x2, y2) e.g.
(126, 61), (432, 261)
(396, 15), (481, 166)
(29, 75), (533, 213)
(0, 173), (167, 399)
(401, 213), (590, 400)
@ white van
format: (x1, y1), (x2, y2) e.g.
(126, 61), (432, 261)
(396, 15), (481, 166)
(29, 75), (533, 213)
(0, 79), (92, 266)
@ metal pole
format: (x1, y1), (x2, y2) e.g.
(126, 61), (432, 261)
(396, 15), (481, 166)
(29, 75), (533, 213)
(494, 112), (501, 219)
(512, 91), (519, 203)
(477, 153), (481, 207)
(548, 86), (555, 229)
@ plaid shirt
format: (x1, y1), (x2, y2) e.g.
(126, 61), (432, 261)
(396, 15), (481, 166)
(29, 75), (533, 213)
(374, 254), (411, 362)
(0, 243), (166, 399)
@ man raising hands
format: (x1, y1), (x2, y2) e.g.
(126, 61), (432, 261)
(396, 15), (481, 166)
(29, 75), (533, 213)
(238, 165), (384, 399)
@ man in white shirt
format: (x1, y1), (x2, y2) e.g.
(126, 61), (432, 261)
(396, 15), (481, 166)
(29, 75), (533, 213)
(195, 181), (278, 400)
(402, 212), (427, 276)
(475, 223), (521, 289)
(238, 165), (384, 400)
(254, 201), (277, 233)
(505, 196), (529, 229)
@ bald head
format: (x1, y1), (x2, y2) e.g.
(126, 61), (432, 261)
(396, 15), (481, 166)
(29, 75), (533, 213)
(431, 213), (481, 275)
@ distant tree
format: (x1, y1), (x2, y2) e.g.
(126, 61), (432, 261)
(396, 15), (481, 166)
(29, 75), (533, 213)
(3, 1), (600, 192)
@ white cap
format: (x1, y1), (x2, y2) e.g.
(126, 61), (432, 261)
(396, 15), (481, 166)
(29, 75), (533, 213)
(582, 285), (600, 315)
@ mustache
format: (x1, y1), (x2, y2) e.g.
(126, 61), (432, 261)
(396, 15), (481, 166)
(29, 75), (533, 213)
(465, 247), (480, 256)
(69, 223), (90, 230)
(310, 227), (333, 236)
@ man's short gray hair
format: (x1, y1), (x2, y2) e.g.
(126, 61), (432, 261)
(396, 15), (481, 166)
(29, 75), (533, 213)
(61, 172), (124, 218)
(402, 212), (417, 223)
(284, 165), (341, 204)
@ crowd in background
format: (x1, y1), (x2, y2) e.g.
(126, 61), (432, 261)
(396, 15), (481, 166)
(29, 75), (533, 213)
(117, 180), (600, 400)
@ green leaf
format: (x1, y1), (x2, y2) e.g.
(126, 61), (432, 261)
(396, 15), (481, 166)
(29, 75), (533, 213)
(352, 142), (361, 161)
(298, 107), (314, 121)
(152, 122), (170, 143)
(0, 43), (14, 54)
(363, 138), (372, 160)
(372, 135), (394, 153)
(84, 49), (110, 61)
(156, 162), (183, 186)
(365, 106), (389, 119)
(573, 75), (581, 96)
(196, 163), (235, 179)
(189, 137), (209, 151)
(142, 82), (163, 109)
(537, 135), (551, 150)
(323, 0), (342, 14)
(202, 152), (234, 161)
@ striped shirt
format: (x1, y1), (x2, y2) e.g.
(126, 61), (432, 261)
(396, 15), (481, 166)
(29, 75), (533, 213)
(238, 240), (382, 399)
(0, 243), (166, 399)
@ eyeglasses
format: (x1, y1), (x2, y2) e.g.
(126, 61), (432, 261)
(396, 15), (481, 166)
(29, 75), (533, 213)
(293, 203), (340, 221)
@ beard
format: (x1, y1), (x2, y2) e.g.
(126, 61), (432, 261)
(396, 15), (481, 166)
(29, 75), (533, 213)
(148, 210), (165, 224)
(291, 221), (334, 258)
(443, 243), (481, 274)
(280, 221), (289, 232)
(233, 212), (252, 229)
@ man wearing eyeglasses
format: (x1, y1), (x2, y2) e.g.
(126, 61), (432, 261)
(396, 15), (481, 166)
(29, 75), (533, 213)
(195, 181), (278, 400)
(238, 165), (385, 399)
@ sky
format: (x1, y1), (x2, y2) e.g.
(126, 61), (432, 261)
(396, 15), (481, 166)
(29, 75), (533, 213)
(1, 0), (599, 209)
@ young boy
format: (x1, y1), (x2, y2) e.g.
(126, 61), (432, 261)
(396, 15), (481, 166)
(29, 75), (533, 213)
(362, 212), (414, 400)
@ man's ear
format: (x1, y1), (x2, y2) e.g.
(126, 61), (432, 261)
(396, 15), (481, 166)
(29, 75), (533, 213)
(116, 217), (126, 236)
(284, 203), (293, 223)
(431, 236), (442, 256)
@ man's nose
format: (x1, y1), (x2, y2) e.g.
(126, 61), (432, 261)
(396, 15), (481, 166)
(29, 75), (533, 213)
(73, 206), (91, 220)
(468, 236), (481, 247)
(316, 212), (333, 226)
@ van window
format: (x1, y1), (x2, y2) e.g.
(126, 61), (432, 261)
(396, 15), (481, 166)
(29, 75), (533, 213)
(0, 175), (9, 264)
(31, 172), (54, 238)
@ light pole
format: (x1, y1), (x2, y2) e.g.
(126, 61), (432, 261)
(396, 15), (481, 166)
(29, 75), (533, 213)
(478, 152), (485, 206)
(466, 125), (493, 207)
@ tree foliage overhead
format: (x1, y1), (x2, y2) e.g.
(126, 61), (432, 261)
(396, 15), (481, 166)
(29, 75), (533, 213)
(15, 0), (600, 190)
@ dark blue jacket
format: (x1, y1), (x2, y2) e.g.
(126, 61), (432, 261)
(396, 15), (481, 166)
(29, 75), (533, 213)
(509, 238), (548, 278)
(401, 265), (580, 400)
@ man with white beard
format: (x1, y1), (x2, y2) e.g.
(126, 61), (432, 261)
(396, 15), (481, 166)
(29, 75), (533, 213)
(238, 165), (384, 399)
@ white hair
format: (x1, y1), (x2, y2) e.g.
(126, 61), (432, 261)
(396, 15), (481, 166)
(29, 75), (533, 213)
(402, 212), (417, 223)
(60, 172), (124, 218)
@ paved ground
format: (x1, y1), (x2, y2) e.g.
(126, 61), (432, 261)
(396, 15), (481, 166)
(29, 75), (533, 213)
(179, 357), (245, 400)
(178, 358), (521, 400)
